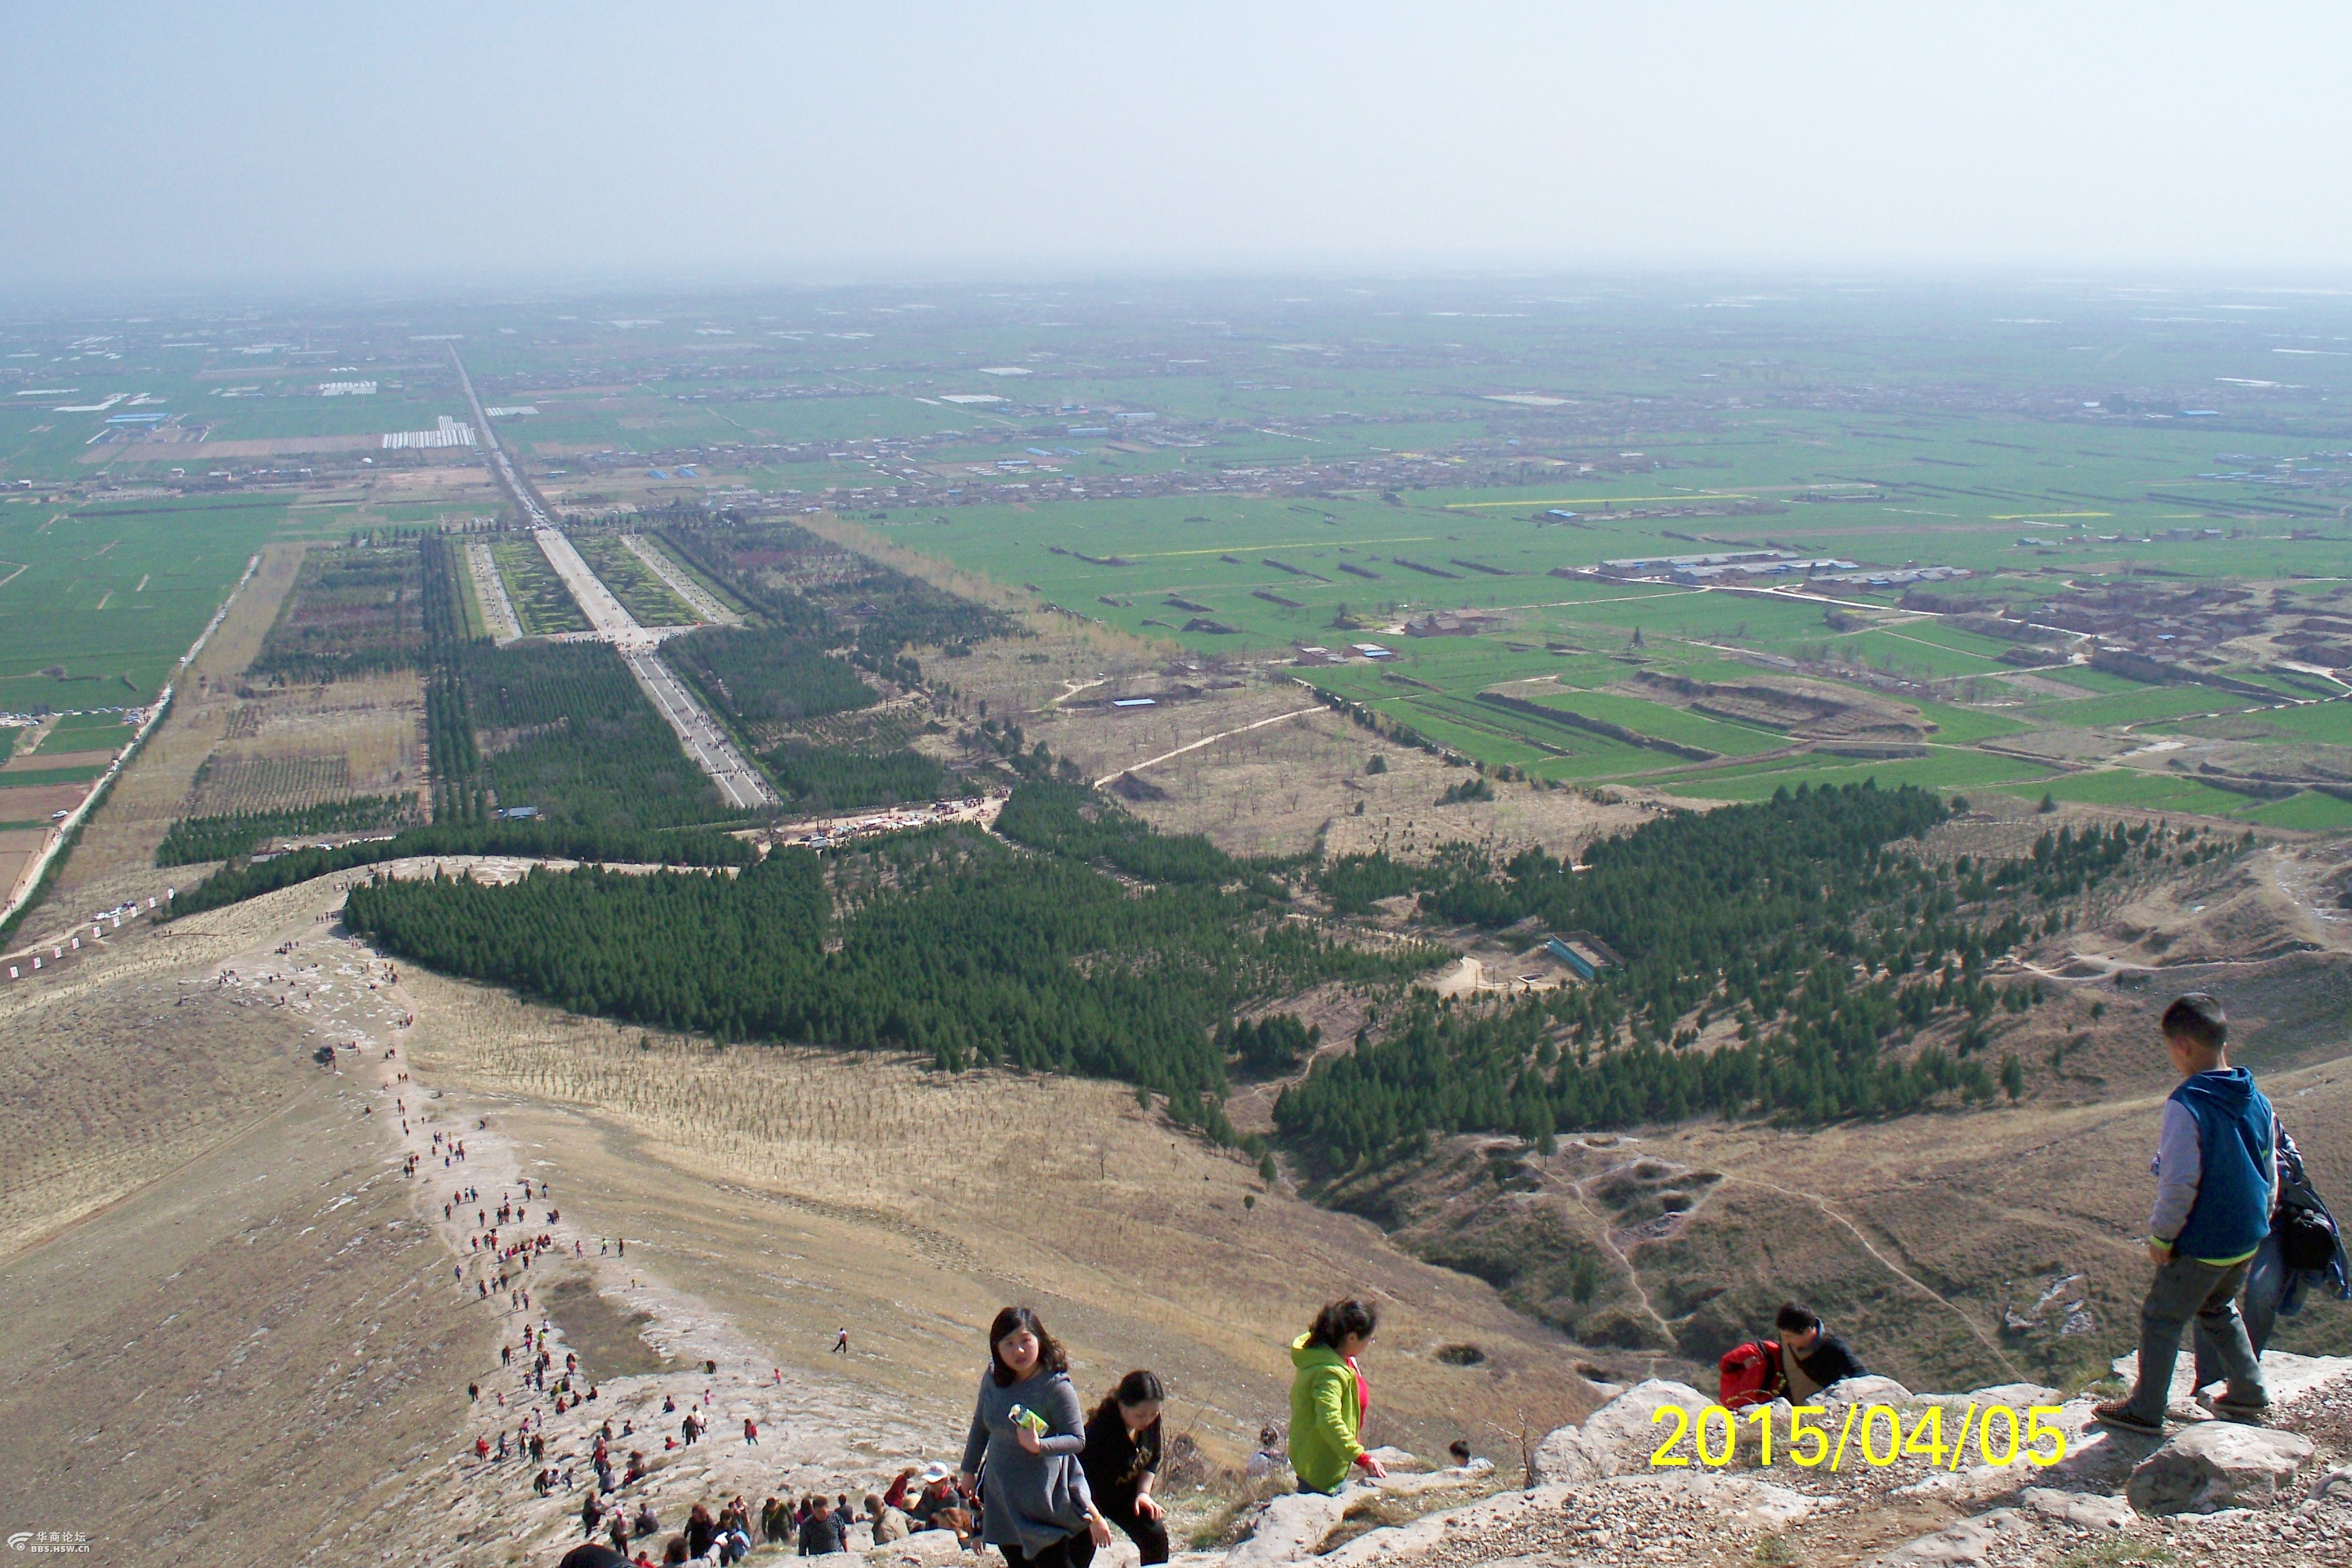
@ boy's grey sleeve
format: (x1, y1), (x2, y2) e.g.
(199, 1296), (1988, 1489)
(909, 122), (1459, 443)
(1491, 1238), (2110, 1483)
(2149, 1099), (2202, 1243)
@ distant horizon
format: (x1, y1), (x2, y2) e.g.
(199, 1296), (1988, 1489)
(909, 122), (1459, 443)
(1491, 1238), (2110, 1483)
(10, 266), (2352, 320)
(6, 3), (2351, 295)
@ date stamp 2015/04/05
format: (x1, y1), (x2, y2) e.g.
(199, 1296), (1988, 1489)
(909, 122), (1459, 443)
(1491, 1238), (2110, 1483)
(1651, 1402), (2067, 1473)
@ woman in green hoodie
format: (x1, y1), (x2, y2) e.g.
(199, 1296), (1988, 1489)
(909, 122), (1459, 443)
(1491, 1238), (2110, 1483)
(1288, 1297), (1387, 1493)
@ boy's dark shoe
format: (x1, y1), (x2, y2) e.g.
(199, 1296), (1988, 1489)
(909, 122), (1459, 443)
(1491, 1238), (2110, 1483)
(2208, 1397), (2270, 1424)
(2090, 1400), (2164, 1435)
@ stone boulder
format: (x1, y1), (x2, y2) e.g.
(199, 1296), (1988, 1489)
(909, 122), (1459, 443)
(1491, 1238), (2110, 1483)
(1919, 1382), (2058, 1412)
(1576, 1378), (1712, 1478)
(1224, 1460), (1481, 1568)
(1224, 1491), (1351, 1568)
(1530, 1424), (1599, 1486)
(2019, 1486), (2133, 1531)
(1818, 1374), (1914, 1407)
(2124, 1422), (2315, 1516)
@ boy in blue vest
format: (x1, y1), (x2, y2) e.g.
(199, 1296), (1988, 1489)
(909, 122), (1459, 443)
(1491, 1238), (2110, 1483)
(2093, 993), (2278, 1435)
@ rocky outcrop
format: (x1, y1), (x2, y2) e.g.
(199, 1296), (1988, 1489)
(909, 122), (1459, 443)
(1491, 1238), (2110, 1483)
(2126, 1424), (2316, 1516)
(1222, 1456), (1480, 1568)
(1868, 1507), (2039, 1567)
(1531, 1378), (1710, 1484)
(1211, 1351), (2352, 1568)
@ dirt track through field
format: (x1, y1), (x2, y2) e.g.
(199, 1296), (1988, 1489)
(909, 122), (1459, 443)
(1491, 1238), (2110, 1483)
(1093, 703), (1322, 786)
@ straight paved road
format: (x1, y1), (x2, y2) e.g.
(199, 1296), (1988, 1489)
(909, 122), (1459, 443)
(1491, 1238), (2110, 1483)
(448, 344), (776, 811)
(626, 648), (777, 810)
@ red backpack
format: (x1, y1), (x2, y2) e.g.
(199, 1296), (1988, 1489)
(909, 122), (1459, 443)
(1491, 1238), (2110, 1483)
(1718, 1340), (1781, 1409)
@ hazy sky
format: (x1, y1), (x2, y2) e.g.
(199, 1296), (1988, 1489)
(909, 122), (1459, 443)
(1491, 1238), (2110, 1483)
(6, 1), (2349, 293)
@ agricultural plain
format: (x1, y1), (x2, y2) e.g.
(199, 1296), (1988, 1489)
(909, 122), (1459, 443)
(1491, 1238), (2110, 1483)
(4, 279), (2352, 1567)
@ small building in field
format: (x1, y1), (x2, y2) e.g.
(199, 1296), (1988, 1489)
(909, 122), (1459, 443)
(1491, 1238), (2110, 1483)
(1544, 930), (1624, 980)
(1404, 612), (1482, 637)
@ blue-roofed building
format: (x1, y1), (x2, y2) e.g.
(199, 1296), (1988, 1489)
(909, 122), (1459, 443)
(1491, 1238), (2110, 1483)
(1544, 930), (1623, 980)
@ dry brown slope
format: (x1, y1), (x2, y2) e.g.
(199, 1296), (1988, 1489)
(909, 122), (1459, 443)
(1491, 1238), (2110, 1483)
(0, 1079), (496, 1568)
(1358, 836), (2352, 1399)
(400, 961), (1605, 1466)
(0, 877), (495, 1568)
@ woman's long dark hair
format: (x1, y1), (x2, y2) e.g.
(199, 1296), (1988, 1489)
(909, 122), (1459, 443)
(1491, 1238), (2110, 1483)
(988, 1305), (1069, 1386)
(1091, 1367), (1167, 1424)
(1305, 1297), (1379, 1349)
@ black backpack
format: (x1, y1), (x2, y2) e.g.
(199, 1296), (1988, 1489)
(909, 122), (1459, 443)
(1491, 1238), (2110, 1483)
(2275, 1200), (2340, 1273)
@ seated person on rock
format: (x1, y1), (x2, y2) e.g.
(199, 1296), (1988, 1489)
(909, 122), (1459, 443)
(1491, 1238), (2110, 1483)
(1764, 1302), (1868, 1402)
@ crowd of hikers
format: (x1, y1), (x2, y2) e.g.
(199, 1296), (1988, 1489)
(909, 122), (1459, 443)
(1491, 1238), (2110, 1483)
(533, 1298), (1397, 1568)
(518, 991), (2344, 1568)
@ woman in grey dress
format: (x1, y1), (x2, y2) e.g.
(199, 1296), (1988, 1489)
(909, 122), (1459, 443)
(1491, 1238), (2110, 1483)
(959, 1307), (1114, 1568)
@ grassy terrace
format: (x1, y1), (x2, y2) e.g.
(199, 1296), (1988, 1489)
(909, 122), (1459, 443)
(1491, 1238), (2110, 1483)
(572, 531), (698, 626)
(489, 539), (591, 636)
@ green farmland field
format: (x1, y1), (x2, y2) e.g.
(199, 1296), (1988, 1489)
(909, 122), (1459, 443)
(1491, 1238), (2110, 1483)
(1522, 687), (1788, 756)
(2028, 769), (2264, 817)
(2236, 791), (2352, 833)
(0, 498), (291, 709)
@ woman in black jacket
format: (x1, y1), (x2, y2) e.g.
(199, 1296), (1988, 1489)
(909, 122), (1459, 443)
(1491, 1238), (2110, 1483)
(1079, 1371), (1170, 1566)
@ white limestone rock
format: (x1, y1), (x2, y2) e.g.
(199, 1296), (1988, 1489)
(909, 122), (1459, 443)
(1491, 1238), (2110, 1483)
(1316, 1484), (1573, 1568)
(2125, 1422), (2315, 1515)
(2020, 1485), (2134, 1531)
(1224, 1460), (1480, 1568)
(865, 1532), (975, 1567)
(1867, 1507), (2037, 1567)
(1224, 1491), (1353, 1568)
(1618, 1471), (1819, 1530)
(1818, 1374), (1915, 1407)
(1916, 1382), (2059, 1411)
(1573, 1378), (1714, 1477)
(1529, 1424), (1598, 1486)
